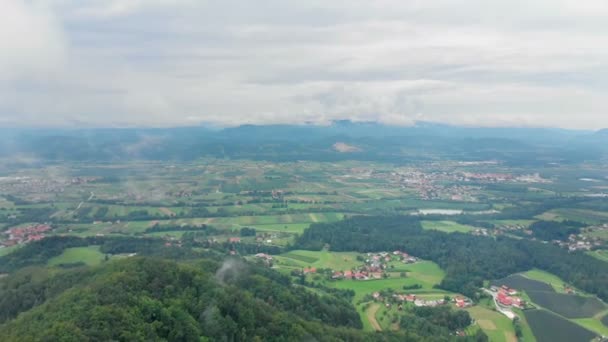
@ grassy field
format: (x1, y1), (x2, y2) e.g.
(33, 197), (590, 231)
(161, 212), (344, 231)
(48, 246), (105, 266)
(328, 269), (448, 303)
(573, 317), (608, 336)
(421, 220), (476, 233)
(536, 208), (608, 224)
(489, 219), (536, 228)
(277, 250), (362, 270)
(513, 308), (538, 342)
(587, 250), (608, 263)
(522, 269), (572, 293)
(249, 223), (312, 233)
(0, 245), (20, 257)
(466, 306), (517, 342)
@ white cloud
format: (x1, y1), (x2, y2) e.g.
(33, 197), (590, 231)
(0, 0), (66, 81)
(0, 0), (607, 128)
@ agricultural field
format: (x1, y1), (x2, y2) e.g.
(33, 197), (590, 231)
(491, 274), (554, 292)
(573, 317), (608, 336)
(466, 306), (517, 342)
(536, 208), (608, 224)
(275, 249), (454, 331)
(493, 270), (608, 339)
(522, 269), (577, 293)
(421, 220), (476, 233)
(526, 291), (606, 318)
(3, 158), (608, 340)
(524, 310), (597, 342)
(277, 250), (361, 270)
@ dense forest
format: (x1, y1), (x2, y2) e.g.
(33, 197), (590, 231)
(0, 256), (487, 341)
(296, 216), (608, 301)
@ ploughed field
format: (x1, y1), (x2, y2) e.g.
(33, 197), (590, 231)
(526, 291), (606, 318)
(491, 274), (553, 292)
(524, 310), (597, 342)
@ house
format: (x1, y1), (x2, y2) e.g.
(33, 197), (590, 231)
(228, 237), (241, 243)
(303, 267), (317, 274)
(332, 271), (344, 279)
(254, 253), (273, 261)
(372, 292), (381, 299)
(370, 272), (383, 279)
(497, 289), (524, 308)
(354, 272), (367, 280)
(454, 296), (470, 308)
(497, 292), (512, 306)
(343, 270), (353, 279)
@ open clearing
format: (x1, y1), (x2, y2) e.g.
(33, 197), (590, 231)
(536, 208), (608, 224)
(466, 306), (516, 342)
(277, 250), (364, 270)
(48, 246), (105, 266)
(477, 320), (496, 330)
(421, 220), (476, 233)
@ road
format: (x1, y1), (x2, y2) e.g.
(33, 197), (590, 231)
(73, 191), (95, 213)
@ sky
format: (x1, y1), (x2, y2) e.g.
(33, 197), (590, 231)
(1, 0), (607, 129)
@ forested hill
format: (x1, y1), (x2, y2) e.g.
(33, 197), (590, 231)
(296, 216), (608, 301)
(0, 256), (484, 342)
(0, 257), (369, 342)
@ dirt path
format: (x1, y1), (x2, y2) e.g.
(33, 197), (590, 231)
(159, 207), (175, 216)
(366, 304), (382, 331)
(308, 213), (319, 223)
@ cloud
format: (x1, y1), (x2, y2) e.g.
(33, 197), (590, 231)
(0, 1), (607, 129)
(0, 0), (66, 81)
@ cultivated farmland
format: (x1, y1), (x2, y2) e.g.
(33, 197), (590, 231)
(524, 310), (597, 342)
(491, 274), (554, 292)
(526, 291), (606, 318)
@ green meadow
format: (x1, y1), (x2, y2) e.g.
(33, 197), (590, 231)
(466, 306), (518, 342)
(421, 220), (476, 233)
(48, 246), (105, 266)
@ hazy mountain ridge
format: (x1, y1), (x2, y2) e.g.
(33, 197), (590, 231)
(0, 121), (606, 165)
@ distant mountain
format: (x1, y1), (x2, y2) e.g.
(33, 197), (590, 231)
(0, 122), (605, 165)
(595, 128), (608, 136)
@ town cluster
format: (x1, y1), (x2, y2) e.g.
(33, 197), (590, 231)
(331, 251), (418, 281)
(0, 176), (97, 197)
(557, 225), (607, 252)
(371, 291), (473, 310)
(1, 224), (51, 247)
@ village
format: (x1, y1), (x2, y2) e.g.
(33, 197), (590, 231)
(369, 290), (474, 310)
(327, 250), (419, 281)
(0, 224), (51, 248)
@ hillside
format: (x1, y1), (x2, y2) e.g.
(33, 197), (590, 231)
(0, 257), (383, 342)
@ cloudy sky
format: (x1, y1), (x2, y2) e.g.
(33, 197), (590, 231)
(1, 0), (607, 129)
